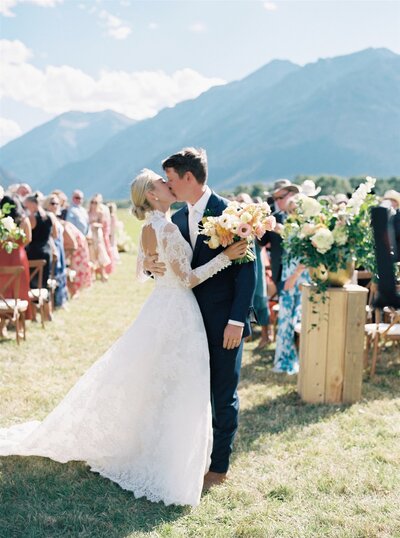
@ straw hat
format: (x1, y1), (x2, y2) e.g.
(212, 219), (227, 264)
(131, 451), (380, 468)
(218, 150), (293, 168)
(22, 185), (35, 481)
(300, 179), (321, 197)
(383, 189), (400, 208)
(271, 179), (300, 196)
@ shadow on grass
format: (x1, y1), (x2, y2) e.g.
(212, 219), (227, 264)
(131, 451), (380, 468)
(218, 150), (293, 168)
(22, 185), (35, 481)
(236, 346), (400, 454)
(0, 456), (188, 538)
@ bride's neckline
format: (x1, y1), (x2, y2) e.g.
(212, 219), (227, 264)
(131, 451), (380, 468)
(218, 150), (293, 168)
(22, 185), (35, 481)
(144, 209), (169, 223)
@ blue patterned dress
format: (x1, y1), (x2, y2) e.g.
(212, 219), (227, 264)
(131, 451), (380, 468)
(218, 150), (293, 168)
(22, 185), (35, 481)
(53, 220), (68, 307)
(273, 257), (310, 374)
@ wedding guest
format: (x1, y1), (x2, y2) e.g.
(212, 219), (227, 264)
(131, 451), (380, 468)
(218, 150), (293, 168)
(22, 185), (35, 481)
(107, 202), (121, 263)
(52, 190), (69, 220)
(24, 193), (58, 302)
(66, 190), (89, 235)
(43, 194), (68, 308)
(63, 221), (92, 296)
(15, 183), (32, 199)
(273, 195), (310, 374)
(300, 179), (321, 198)
(88, 194), (112, 282)
(382, 190), (400, 261)
(0, 194), (33, 325)
(258, 179), (300, 294)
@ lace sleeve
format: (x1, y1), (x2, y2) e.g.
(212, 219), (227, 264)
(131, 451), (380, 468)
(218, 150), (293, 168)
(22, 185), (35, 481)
(161, 223), (231, 288)
(136, 241), (150, 283)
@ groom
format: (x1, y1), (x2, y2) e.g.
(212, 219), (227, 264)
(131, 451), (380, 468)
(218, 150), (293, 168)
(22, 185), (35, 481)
(146, 148), (256, 489)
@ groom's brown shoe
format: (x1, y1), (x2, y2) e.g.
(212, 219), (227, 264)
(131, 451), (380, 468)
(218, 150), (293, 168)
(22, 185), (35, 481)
(202, 471), (228, 492)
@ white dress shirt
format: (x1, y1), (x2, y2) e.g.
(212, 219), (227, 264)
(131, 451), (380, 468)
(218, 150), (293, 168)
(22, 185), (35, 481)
(187, 186), (212, 249)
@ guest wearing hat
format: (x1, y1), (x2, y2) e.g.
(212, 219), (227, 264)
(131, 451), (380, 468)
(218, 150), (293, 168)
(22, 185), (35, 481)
(300, 179), (321, 198)
(258, 179), (299, 294)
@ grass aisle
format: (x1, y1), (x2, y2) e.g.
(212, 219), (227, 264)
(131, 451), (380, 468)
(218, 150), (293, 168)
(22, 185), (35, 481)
(1, 211), (399, 538)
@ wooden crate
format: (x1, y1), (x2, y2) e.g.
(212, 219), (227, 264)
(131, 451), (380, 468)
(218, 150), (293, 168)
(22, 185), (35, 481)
(298, 284), (368, 404)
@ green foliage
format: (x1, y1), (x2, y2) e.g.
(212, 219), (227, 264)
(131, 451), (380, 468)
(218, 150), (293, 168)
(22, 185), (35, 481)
(282, 178), (378, 290)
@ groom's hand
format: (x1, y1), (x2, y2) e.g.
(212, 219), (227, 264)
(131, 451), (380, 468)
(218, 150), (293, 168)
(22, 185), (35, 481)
(143, 254), (166, 276)
(223, 324), (243, 350)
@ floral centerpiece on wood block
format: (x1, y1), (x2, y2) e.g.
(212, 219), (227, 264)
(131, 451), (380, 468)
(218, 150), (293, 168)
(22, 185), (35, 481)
(0, 203), (26, 253)
(282, 176), (377, 292)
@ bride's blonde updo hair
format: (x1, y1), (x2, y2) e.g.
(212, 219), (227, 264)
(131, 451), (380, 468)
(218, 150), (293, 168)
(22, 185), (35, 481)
(130, 168), (160, 220)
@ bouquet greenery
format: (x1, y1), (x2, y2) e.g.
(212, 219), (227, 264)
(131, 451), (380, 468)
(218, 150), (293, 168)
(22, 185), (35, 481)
(282, 176), (377, 290)
(0, 203), (26, 254)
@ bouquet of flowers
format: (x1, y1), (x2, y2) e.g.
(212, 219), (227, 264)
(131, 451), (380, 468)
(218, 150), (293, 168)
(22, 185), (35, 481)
(0, 203), (26, 254)
(200, 201), (276, 263)
(282, 176), (377, 289)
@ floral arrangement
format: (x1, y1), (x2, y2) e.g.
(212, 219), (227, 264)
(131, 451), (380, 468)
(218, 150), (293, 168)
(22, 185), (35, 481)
(200, 201), (276, 263)
(282, 176), (377, 288)
(0, 203), (26, 253)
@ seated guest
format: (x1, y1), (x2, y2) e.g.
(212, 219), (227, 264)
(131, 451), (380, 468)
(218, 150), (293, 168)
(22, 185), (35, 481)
(16, 183), (32, 199)
(66, 190), (89, 235)
(382, 190), (400, 261)
(0, 194), (33, 328)
(43, 194), (68, 308)
(24, 193), (58, 319)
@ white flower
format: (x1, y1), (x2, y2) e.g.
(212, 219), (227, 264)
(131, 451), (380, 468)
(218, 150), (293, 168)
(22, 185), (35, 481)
(299, 223), (316, 238)
(218, 214), (234, 230)
(311, 227), (334, 254)
(240, 211), (252, 224)
(208, 235), (221, 249)
(347, 176), (376, 216)
(300, 196), (322, 218)
(332, 225), (348, 246)
(1, 216), (16, 232)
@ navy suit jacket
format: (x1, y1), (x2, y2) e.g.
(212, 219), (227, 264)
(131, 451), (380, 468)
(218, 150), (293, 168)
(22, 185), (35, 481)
(172, 192), (256, 346)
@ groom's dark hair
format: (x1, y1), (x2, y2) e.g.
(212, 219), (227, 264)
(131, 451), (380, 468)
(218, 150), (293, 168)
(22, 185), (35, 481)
(162, 147), (208, 185)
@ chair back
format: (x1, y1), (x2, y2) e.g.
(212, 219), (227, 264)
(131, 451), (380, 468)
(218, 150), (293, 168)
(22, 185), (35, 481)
(28, 259), (46, 290)
(0, 266), (24, 308)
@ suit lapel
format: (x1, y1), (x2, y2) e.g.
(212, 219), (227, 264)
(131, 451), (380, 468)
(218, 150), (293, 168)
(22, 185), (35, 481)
(192, 192), (222, 266)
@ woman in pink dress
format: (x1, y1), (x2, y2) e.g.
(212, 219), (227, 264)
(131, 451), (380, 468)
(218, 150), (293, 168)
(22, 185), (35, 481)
(88, 194), (112, 282)
(62, 220), (92, 296)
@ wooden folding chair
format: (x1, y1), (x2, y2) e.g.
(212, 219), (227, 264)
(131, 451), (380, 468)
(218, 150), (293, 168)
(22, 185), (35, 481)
(28, 259), (48, 328)
(370, 308), (400, 377)
(0, 266), (28, 345)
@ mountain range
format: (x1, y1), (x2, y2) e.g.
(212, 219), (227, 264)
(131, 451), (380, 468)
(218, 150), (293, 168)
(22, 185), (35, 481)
(1, 47), (399, 199)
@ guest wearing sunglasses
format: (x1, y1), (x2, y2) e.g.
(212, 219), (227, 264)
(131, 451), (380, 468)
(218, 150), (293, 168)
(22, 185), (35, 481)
(43, 195), (68, 308)
(258, 179), (299, 295)
(66, 190), (89, 236)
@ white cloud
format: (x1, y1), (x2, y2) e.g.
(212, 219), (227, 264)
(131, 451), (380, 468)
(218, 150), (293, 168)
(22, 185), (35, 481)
(263, 2), (277, 11)
(0, 39), (32, 63)
(98, 9), (131, 40)
(0, 117), (22, 145)
(189, 22), (206, 33)
(0, 0), (62, 17)
(0, 40), (226, 121)
(148, 22), (159, 30)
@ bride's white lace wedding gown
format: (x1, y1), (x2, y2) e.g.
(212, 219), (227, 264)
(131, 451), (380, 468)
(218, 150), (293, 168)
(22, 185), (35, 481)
(0, 210), (231, 507)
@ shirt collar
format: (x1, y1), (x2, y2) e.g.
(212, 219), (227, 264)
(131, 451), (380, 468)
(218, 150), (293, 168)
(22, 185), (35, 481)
(187, 185), (212, 215)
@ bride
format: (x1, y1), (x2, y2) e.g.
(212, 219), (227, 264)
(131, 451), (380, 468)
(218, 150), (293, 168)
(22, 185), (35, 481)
(0, 169), (247, 507)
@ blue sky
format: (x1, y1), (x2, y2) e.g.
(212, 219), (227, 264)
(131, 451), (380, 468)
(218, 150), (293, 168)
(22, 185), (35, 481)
(0, 0), (399, 145)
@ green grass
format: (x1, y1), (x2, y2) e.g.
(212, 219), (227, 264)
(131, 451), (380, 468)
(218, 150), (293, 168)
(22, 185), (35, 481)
(1, 209), (400, 537)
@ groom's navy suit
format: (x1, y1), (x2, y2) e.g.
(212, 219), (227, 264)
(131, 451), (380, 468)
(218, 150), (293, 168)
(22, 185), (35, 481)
(172, 192), (256, 473)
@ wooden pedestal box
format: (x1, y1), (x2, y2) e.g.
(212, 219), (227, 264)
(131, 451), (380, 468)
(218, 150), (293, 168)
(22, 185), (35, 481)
(298, 284), (368, 404)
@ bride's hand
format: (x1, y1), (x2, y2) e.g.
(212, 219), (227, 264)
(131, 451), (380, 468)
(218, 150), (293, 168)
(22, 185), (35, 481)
(224, 240), (248, 260)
